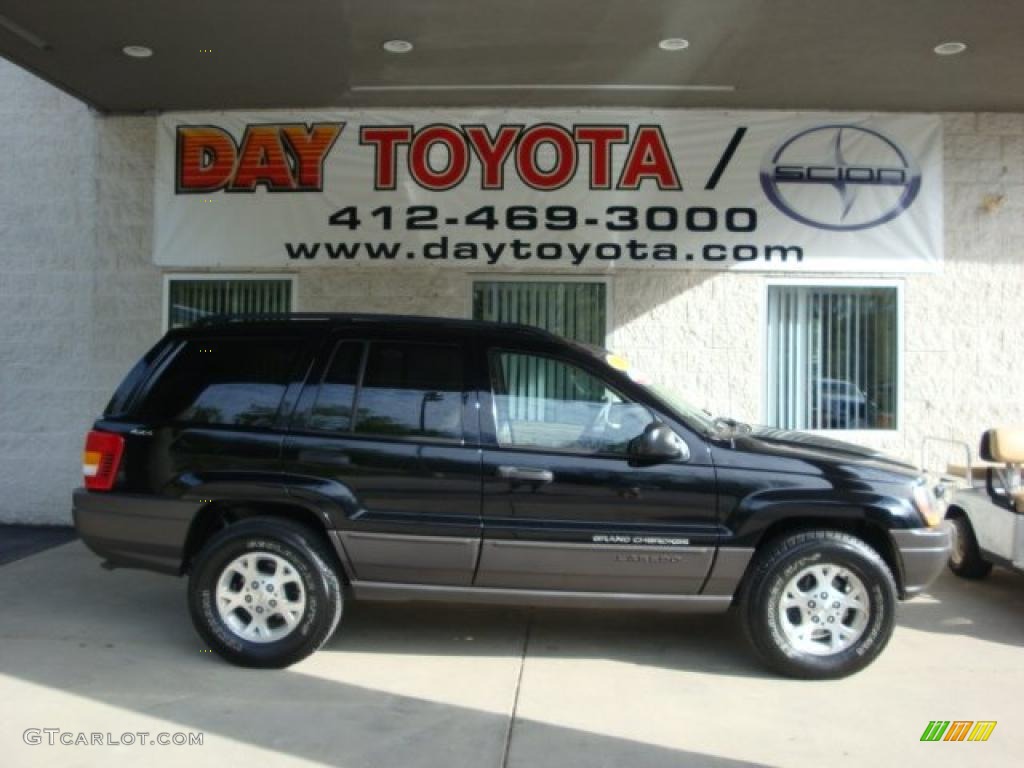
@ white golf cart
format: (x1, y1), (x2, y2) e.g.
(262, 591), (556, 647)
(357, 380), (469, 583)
(934, 427), (1024, 579)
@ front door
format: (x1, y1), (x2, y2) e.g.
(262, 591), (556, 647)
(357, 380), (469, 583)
(476, 347), (719, 594)
(282, 335), (481, 585)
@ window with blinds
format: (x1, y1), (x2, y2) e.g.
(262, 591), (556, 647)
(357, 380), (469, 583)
(471, 280), (607, 345)
(766, 285), (899, 431)
(167, 278), (293, 329)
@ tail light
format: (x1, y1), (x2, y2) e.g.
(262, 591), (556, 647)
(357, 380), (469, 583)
(83, 430), (125, 491)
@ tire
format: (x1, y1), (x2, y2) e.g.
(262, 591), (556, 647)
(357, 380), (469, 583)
(948, 514), (993, 580)
(740, 530), (897, 679)
(188, 517), (343, 668)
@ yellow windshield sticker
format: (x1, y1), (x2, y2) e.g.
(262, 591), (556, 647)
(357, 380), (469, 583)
(606, 353), (630, 371)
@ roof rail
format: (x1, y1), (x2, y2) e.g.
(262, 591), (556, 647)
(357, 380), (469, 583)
(186, 312), (562, 338)
(191, 312), (344, 327)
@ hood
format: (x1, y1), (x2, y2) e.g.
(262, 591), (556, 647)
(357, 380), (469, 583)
(725, 425), (919, 479)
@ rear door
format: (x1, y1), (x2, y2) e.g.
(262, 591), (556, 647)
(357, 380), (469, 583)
(281, 332), (482, 586)
(475, 344), (719, 594)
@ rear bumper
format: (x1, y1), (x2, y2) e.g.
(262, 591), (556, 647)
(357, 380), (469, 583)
(72, 488), (197, 575)
(891, 522), (953, 597)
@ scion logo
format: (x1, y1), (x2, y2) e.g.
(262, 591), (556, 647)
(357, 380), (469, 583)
(760, 124), (921, 232)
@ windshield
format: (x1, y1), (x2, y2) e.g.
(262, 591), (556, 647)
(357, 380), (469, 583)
(645, 382), (718, 434)
(574, 343), (718, 434)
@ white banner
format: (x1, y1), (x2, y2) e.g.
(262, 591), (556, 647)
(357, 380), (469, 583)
(154, 109), (942, 272)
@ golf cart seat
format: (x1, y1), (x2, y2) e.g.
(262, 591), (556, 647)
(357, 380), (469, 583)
(979, 426), (1024, 510)
(980, 426), (1024, 464)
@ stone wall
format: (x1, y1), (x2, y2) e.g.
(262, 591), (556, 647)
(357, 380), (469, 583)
(1, 56), (1021, 523)
(0, 60), (160, 523)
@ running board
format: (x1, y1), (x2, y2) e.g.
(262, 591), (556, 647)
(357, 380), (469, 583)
(350, 581), (732, 613)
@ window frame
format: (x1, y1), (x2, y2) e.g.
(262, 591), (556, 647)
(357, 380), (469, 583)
(295, 337), (472, 446)
(760, 277), (905, 434)
(306, 340), (368, 436)
(468, 274), (613, 348)
(162, 273), (298, 332)
(484, 346), (657, 459)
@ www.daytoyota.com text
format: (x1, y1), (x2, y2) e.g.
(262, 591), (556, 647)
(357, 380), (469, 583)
(284, 204), (804, 265)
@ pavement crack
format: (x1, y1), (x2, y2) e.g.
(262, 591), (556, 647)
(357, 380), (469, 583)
(499, 610), (532, 768)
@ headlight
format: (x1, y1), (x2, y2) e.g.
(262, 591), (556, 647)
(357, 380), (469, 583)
(912, 482), (945, 527)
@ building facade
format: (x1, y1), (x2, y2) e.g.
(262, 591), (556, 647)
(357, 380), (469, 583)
(1, 59), (1022, 524)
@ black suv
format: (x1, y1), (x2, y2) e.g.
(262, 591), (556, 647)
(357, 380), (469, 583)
(74, 314), (950, 678)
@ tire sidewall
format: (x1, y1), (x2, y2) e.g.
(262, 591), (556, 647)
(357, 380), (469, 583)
(946, 514), (991, 578)
(949, 516), (968, 568)
(753, 540), (895, 678)
(189, 527), (331, 665)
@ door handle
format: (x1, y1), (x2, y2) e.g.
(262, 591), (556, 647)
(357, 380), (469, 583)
(498, 466), (554, 483)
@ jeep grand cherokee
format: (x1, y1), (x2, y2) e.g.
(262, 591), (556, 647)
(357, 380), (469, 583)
(73, 313), (951, 678)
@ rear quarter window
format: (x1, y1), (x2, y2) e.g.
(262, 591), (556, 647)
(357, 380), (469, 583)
(103, 339), (174, 417)
(137, 337), (301, 428)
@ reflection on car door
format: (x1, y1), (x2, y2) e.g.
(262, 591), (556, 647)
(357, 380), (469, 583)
(281, 335), (482, 586)
(476, 347), (719, 594)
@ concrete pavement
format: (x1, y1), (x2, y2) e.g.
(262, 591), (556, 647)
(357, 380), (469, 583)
(1, 541), (1021, 767)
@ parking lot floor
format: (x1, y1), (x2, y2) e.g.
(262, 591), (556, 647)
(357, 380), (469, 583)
(1, 540), (1022, 767)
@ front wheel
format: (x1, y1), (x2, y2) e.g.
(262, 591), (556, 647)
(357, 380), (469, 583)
(948, 514), (992, 579)
(188, 517), (343, 668)
(740, 530), (897, 679)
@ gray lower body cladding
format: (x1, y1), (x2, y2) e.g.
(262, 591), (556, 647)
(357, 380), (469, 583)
(334, 530), (479, 585)
(72, 487), (194, 575)
(891, 523), (953, 596)
(73, 488), (756, 608)
(332, 530), (753, 608)
(473, 538), (715, 593)
(350, 581), (734, 612)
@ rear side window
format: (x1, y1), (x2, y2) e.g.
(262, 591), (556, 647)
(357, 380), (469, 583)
(139, 338), (300, 428)
(353, 342), (464, 441)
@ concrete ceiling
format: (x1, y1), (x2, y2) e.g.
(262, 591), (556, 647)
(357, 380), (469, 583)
(0, 0), (1020, 113)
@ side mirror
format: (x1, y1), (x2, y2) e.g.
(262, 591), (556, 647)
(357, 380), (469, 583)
(629, 422), (689, 462)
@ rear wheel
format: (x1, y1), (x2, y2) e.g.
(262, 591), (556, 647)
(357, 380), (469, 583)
(740, 530), (896, 679)
(948, 514), (992, 579)
(188, 517), (343, 668)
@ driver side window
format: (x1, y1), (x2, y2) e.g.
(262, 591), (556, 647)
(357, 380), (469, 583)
(489, 351), (654, 455)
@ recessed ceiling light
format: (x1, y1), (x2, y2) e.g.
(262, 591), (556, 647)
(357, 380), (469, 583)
(382, 39), (413, 54)
(122, 45), (153, 58)
(934, 41), (967, 56)
(659, 38), (690, 51)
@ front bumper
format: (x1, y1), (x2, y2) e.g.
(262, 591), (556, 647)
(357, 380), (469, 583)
(891, 522), (953, 597)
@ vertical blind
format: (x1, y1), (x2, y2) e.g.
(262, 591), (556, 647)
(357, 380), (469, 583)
(766, 285), (898, 431)
(168, 279), (292, 329)
(473, 281), (607, 423)
(472, 281), (607, 346)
